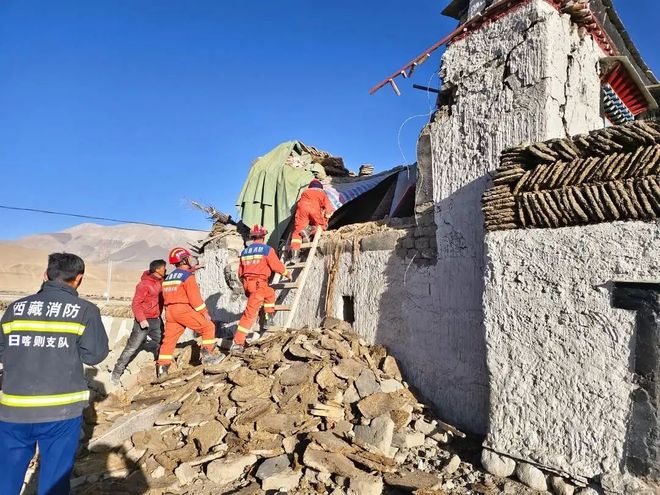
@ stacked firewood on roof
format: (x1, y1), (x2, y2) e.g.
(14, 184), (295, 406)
(483, 120), (660, 231)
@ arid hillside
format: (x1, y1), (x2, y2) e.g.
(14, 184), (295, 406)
(0, 223), (206, 298)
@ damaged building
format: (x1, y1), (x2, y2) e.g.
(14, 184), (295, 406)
(197, 0), (659, 492)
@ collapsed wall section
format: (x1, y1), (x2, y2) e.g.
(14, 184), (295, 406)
(273, 223), (491, 433)
(197, 222), (495, 434)
(198, 0), (608, 436)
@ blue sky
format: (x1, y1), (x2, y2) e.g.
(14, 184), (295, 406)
(0, 0), (657, 239)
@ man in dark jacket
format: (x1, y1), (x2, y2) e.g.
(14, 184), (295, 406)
(111, 259), (166, 384)
(0, 252), (109, 495)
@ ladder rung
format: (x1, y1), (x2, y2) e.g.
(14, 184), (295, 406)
(286, 262), (307, 269)
(274, 305), (290, 311)
(300, 243), (314, 249)
(273, 282), (299, 290)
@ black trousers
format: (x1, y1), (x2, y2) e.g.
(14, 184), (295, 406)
(112, 317), (163, 376)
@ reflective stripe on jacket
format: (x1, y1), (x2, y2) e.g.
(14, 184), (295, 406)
(0, 281), (109, 423)
(162, 269), (207, 313)
(238, 243), (286, 282)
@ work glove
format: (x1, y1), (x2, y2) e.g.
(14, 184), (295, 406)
(139, 320), (149, 329)
(281, 270), (291, 281)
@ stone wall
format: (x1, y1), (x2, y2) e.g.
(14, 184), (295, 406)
(101, 316), (134, 348)
(482, 220), (660, 488)
(196, 234), (247, 334)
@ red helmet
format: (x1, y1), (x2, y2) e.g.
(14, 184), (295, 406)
(249, 224), (268, 239)
(168, 247), (192, 265)
(309, 179), (323, 189)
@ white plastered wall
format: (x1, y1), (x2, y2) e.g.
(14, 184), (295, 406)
(483, 221), (660, 481)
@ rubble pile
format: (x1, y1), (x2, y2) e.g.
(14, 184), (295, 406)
(319, 219), (413, 252)
(74, 319), (533, 495)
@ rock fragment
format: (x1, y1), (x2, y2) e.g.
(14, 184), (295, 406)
(355, 414), (395, 456)
(481, 449), (516, 478)
(355, 369), (381, 397)
(384, 469), (441, 490)
(303, 446), (360, 478)
(206, 454), (258, 486)
(174, 463), (198, 485)
(515, 462), (548, 491)
(348, 474), (384, 495)
(78, 319), (508, 494)
(255, 454), (302, 491)
(551, 475), (576, 495)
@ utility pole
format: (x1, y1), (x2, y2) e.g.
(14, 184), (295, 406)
(106, 260), (112, 302)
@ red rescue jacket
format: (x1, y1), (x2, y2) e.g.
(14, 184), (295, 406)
(131, 271), (164, 322)
(162, 268), (208, 314)
(298, 188), (335, 216)
(238, 243), (287, 281)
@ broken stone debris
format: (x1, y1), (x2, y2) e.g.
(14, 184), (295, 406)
(76, 320), (537, 494)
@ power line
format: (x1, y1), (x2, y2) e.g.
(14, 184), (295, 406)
(0, 205), (208, 232)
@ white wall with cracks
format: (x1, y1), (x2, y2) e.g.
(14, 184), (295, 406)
(426, 0), (605, 434)
(483, 221), (660, 487)
(197, 240), (246, 332)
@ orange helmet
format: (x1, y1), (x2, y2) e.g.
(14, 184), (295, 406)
(249, 224), (268, 239)
(168, 247), (192, 265)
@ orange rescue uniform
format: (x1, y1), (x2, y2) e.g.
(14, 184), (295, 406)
(291, 188), (335, 250)
(236, 243), (288, 345)
(157, 268), (215, 365)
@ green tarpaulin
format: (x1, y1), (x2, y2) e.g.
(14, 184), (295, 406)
(235, 141), (324, 246)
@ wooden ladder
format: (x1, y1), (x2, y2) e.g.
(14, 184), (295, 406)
(270, 228), (323, 329)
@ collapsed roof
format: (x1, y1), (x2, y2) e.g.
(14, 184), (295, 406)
(235, 141), (416, 246)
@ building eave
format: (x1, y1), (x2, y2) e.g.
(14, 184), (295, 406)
(593, 0), (657, 85)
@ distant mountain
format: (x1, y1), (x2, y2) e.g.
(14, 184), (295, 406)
(0, 223), (207, 298)
(10, 223), (204, 268)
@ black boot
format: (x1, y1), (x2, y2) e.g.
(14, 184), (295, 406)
(229, 342), (245, 354)
(200, 347), (225, 365)
(290, 250), (300, 264)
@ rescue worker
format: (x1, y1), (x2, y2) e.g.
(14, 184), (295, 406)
(233, 225), (291, 350)
(0, 252), (109, 495)
(156, 247), (223, 379)
(290, 179), (335, 261)
(111, 259), (166, 385)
